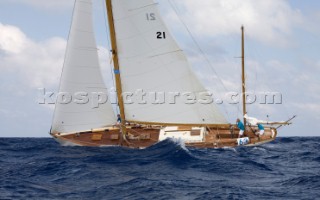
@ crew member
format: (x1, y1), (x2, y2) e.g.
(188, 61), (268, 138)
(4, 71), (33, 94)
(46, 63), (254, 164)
(236, 118), (245, 138)
(117, 114), (121, 125)
(257, 123), (264, 136)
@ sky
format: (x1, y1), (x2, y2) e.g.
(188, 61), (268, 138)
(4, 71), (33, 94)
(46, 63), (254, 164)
(0, 0), (319, 137)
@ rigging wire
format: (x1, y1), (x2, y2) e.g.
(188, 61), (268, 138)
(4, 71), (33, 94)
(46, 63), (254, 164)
(168, 0), (228, 92)
(247, 40), (291, 120)
(101, 0), (119, 114)
(228, 34), (243, 119)
(50, 0), (78, 133)
(101, 0), (115, 86)
(168, 0), (245, 122)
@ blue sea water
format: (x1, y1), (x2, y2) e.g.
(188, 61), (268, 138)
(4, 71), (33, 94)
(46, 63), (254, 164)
(0, 137), (319, 200)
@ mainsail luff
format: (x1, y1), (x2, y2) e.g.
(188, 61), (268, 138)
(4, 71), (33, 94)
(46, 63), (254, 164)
(51, 0), (116, 133)
(106, 0), (127, 140)
(110, 0), (228, 125)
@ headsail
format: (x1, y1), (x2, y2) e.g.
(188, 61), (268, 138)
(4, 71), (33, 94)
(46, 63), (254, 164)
(52, 0), (116, 133)
(111, 0), (227, 125)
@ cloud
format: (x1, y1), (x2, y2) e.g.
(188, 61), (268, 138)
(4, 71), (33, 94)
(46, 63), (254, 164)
(292, 103), (320, 113)
(0, 24), (30, 54)
(0, 21), (115, 90)
(168, 0), (303, 47)
(0, 23), (66, 88)
(1, 0), (73, 10)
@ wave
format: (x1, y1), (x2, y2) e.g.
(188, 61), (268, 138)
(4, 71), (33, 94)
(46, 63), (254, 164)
(276, 137), (296, 143)
(1, 137), (320, 199)
(279, 175), (320, 189)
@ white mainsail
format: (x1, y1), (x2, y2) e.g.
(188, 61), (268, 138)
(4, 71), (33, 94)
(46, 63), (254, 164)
(111, 0), (227, 125)
(52, 0), (116, 133)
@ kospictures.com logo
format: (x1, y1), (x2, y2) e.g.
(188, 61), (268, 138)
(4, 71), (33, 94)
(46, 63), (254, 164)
(38, 88), (282, 108)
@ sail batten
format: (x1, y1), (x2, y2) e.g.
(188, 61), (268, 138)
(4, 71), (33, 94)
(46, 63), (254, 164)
(111, 0), (227, 125)
(51, 0), (116, 134)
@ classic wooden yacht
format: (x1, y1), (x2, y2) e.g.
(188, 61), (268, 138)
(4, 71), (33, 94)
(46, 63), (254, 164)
(50, 0), (293, 148)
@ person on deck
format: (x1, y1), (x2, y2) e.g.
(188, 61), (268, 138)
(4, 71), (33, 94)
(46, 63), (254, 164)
(257, 123), (264, 136)
(117, 114), (121, 125)
(236, 118), (245, 138)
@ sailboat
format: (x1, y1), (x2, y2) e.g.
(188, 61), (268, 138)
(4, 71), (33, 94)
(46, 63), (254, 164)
(50, 0), (293, 148)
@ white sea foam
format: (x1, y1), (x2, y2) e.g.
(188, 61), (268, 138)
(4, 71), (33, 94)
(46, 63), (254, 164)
(169, 138), (189, 151)
(222, 146), (238, 153)
(252, 147), (267, 152)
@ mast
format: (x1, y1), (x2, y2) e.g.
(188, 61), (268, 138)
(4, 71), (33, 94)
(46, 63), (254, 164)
(106, 0), (127, 144)
(241, 26), (246, 128)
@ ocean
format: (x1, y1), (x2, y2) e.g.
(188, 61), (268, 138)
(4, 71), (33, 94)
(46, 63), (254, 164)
(0, 137), (319, 200)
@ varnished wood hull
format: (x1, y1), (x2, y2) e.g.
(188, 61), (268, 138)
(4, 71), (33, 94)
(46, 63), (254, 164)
(52, 125), (277, 148)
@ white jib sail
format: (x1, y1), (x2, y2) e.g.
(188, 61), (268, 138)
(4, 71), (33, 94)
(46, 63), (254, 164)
(52, 0), (116, 133)
(111, 0), (227, 125)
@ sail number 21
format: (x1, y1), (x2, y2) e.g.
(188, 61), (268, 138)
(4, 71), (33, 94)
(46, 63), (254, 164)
(156, 32), (166, 39)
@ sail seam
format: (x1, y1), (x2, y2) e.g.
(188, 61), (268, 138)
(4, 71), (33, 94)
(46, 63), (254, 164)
(128, 3), (158, 12)
(149, 49), (183, 58)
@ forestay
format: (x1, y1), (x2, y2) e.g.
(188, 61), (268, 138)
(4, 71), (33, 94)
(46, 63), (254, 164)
(52, 0), (116, 133)
(111, 0), (227, 125)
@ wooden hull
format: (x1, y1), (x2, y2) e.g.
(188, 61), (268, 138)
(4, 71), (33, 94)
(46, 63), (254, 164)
(52, 125), (277, 148)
